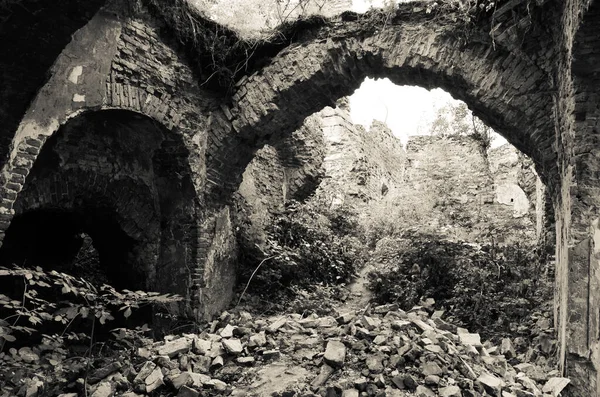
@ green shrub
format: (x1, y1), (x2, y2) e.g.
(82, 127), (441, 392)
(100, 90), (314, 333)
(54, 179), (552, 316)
(0, 265), (182, 395)
(238, 200), (366, 297)
(367, 234), (552, 339)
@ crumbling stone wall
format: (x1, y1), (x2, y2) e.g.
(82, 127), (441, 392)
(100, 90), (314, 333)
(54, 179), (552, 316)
(0, 111), (195, 293)
(403, 135), (538, 244)
(488, 143), (552, 242)
(208, 4), (557, 205)
(1, 1), (600, 390)
(0, 1), (233, 320)
(237, 102), (406, 247)
(553, 0), (600, 392)
(316, 108), (405, 209)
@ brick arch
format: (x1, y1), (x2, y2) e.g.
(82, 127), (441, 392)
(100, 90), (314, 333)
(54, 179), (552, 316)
(0, 92), (190, 234)
(0, 3), (211, 236)
(206, 7), (555, 202)
(0, 109), (200, 310)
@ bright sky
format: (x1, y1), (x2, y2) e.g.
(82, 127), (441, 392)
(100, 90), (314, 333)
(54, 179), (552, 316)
(351, 0), (415, 13)
(349, 78), (456, 144)
(348, 78), (508, 148)
(348, 1), (508, 149)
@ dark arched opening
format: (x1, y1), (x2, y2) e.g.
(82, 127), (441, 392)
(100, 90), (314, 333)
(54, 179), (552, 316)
(0, 208), (140, 290)
(0, 110), (198, 300)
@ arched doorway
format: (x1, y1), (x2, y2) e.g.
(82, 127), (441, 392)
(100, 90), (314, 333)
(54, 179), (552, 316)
(0, 110), (198, 303)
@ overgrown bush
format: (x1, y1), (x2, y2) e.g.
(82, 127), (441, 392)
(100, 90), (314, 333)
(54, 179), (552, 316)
(0, 265), (181, 395)
(367, 234), (552, 339)
(238, 200), (367, 299)
(361, 188), (439, 247)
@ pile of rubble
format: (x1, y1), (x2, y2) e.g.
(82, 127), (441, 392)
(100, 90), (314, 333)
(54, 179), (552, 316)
(60, 302), (569, 397)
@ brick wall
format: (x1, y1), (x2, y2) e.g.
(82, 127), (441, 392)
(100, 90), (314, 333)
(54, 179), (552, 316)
(0, 2), (229, 319)
(316, 108), (405, 209)
(403, 135), (538, 243)
(1, 2), (600, 388)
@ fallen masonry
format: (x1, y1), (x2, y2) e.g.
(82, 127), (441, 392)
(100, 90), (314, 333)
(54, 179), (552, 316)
(28, 304), (569, 397)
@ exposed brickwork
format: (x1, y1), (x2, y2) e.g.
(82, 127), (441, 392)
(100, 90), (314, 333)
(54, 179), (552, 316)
(316, 109), (405, 208)
(0, 3), (224, 318)
(488, 144), (546, 231)
(557, 0), (600, 392)
(0, 2), (599, 390)
(404, 135), (537, 244)
(211, 6), (557, 205)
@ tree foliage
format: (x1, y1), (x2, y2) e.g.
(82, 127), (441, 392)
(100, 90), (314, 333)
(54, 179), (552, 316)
(0, 265), (181, 347)
(426, 101), (493, 150)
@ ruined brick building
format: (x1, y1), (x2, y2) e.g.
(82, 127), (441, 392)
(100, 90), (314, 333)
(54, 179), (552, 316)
(0, 0), (599, 393)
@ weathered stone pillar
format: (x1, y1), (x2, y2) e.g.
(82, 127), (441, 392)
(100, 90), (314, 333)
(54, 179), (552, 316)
(554, 0), (600, 393)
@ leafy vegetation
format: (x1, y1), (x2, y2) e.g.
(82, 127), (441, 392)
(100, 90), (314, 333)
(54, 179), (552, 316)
(0, 265), (181, 395)
(367, 234), (552, 339)
(421, 101), (494, 151)
(237, 199), (367, 305)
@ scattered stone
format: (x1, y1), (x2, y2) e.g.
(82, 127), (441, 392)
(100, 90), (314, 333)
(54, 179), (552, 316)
(459, 333), (482, 347)
(424, 375), (440, 385)
(312, 364), (335, 388)
(222, 338), (244, 354)
(210, 356), (224, 370)
(359, 316), (379, 330)
(373, 335), (387, 345)
(248, 332), (267, 347)
(31, 292), (560, 397)
(212, 379), (228, 391)
(402, 374), (418, 391)
(188, 373), (211, 388)
(219, 324), (235, 338)
(90, 382), (112, 397)
(193, 337), (212, 355)
(158, 337), (192, 358)
(542, 377), (570, 396)
(262, 349), (281, 360)
(366, 355), (384, 373)
(391, 319), (411, 330)
(145, 367), (164, 393)
(374, 303), (399, 314)
(439, 385), (462, 397)
(177, 385), (200, 397)
(324, 340), (346, 368)
(415, 385), (436, 396)
(267, 317), (287, 333)
(193, 356), (212, 373)
(421, 361), (443, 376)
(171, 372), (193, 390)
(425, 344), (443, 354)
(134, 361), (156, 383)
(235, 357), (254, 365)
(478, 372), (504, 394)
(336, 312), (356, 324)
(88, 362), (123, 384)
(501, 338), (516, 359)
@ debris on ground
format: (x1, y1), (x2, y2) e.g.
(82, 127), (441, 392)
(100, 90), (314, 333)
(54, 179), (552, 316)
(10, 302), (565, 397)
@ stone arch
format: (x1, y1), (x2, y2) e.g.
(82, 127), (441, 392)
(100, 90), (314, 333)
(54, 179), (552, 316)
(0, 1), (211, 239)
(205, 7), (556, 202)
(0, 109), (199, 304)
